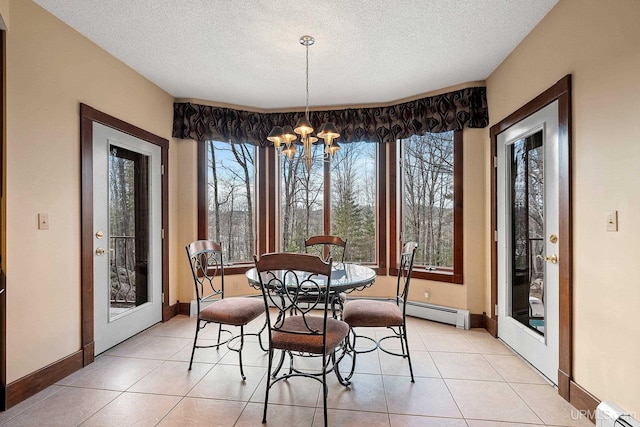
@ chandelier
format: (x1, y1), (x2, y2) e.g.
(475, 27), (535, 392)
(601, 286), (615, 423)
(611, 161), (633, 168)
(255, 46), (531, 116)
(267, 35), (340, 171)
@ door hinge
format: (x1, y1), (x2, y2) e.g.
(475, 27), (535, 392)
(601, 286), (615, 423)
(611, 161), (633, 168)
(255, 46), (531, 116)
(161, 292), (165, 303)
(495, 304), (499, 314)
(161, 164), (165, 175)
(494, 230), (498, 242)
(161, 228), (165, 239)
(493, 156), (498, 168)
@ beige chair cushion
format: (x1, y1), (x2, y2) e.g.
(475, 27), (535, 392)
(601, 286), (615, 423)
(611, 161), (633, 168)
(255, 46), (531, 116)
(272, 316), (349, 355)
(343, 300), (403, 328)
(199, 297), (264, 326)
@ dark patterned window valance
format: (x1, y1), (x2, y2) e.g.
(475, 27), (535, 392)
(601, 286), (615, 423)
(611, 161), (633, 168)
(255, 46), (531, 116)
(172, 86), (488, 146)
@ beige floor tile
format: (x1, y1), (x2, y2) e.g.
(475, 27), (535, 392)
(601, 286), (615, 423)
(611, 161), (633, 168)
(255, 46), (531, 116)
(324, 373), (387, 412)
(511, 383), (593, 426)
(466, 420), (544, 426)
(389, 414), (467, 427)
(375, 328), (427, 352)
(431, 352), (503, 381)
(421, 333), (477, 353)
(4, 316), (593, 427)
(68, 356), (163, 391)
(57, 355), (117, 386)
(128, 360), (212, 395)
(82, 392), (181, 426)
(408, 319), (462, 335)
(484, 354), (549, 384)
(218, 340), (269, 368)
(0, 385), (65, 424)
(379, 350), (440, 378)
(104, 333), (154, 357)
(124, 336), (193, 360)
(313, 408), (391, 427)
(250, 374), (321, 407)
(463, 332), (514, 355)
(2, 387), (119, 427)
(236, 402), (316, 426)
(383, 376), (462, 418)
(157, 396), (246, 426)
(169, 338), (230, 364)
(144, 316), (196, 338)
(445, 379), (542, 424)
(338, 348), (382, 376)
(187, 363), (264, 401)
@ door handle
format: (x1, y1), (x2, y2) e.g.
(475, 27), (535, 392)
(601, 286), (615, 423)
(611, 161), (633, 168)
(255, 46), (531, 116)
(536, 254), (558, 264)
(96, 247), (106, 256)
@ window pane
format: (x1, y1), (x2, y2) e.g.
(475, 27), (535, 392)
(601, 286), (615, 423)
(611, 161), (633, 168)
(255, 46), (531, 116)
(207, 140), (255, 263)
(330, 141), (377, 263)
(402, 132), (454, 269)
(280, 144), (324, 252)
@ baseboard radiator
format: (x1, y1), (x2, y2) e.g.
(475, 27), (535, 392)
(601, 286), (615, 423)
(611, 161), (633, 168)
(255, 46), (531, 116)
(405, 301), (470, 330)
(596, 402), (640, 427)
(191, 297), (471, 330)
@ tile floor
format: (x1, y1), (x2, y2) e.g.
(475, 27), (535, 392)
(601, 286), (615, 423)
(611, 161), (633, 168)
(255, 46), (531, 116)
(0, 315), (593, 426)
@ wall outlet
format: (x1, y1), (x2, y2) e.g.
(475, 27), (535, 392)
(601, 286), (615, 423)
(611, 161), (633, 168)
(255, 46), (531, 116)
(424, 288), (431, 300)
(605, 210), (618, 232)
(38, 213), (49, 230)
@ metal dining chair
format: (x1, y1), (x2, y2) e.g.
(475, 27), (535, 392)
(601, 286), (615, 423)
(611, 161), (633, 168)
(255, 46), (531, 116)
(342, 241), (418, 382)
(304, 235), (347, 263)
(253, 252), (350, 427)
(186, 240), (266, 380)
(304, 235), (348, 317)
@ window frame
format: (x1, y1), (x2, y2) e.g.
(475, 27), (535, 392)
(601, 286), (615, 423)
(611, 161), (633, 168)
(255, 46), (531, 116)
(197, 140), (261, 274)
(274, 141), (385, 271)
(389, 130), (463, 284)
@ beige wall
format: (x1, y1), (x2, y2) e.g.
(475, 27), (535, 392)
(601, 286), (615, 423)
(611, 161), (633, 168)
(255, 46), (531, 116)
(2, 0), (176, 382)
(486, 0), (640, 414)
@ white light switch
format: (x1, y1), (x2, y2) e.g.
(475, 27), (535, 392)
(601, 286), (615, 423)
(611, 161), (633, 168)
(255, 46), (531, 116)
(605, 210), (618, 232)
(38, 213), (49, 230)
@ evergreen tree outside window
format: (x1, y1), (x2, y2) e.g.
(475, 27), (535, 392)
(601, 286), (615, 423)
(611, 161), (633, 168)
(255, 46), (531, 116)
(330, 141), (377, 263)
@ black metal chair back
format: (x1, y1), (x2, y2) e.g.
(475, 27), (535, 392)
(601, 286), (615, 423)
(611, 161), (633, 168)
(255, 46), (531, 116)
(304, 235), (347, 263)
(396, 241), (418, 313)
(186, 240), (224, 310)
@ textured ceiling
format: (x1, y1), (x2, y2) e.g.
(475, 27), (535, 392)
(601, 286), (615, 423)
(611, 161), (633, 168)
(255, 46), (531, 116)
(33, 0), (557, 110)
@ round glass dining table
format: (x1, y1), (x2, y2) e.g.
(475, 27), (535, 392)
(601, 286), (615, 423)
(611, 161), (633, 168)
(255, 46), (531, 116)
(245, 263), (376, 294)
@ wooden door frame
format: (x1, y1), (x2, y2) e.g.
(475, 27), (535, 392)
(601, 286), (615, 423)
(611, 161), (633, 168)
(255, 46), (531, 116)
(80, 104), (169, 366)
(489, 75), (572, 399)
(0, 29), (6, 410)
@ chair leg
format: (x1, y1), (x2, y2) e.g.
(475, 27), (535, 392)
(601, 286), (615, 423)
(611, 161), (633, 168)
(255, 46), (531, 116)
(322, 353), (328, 427)
(263, 348), (274, 424)
(189, 318), (201, 371)
(238, 325), (246, 381)
(402, 325), (415, 382)
(256, 317), (268, 352)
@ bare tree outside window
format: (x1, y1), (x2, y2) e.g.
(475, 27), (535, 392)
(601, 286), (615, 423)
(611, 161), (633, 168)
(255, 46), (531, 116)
(402, 132), (455, 269)
(280, 144), (324, 253)
(207, 140), (255, 263)
(331, 141), (377, 263)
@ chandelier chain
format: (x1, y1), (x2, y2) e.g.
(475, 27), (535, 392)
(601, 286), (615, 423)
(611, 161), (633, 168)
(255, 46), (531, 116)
(305, 40), (310, 119)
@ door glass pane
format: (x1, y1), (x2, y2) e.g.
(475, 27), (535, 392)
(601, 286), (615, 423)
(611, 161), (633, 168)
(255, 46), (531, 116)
(508, 131), (544, 335)
(109, 145), (150, 319)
